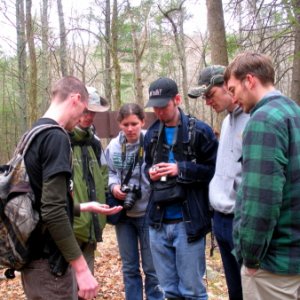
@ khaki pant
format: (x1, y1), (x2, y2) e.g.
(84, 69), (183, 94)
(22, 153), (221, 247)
(21, 258), (77, 300)
(241, 265), (300, 300)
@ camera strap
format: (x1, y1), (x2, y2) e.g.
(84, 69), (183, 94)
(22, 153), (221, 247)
(153, 121), (178, 164)
(152, 113), (196, 164)
(121, 133), (144, 188)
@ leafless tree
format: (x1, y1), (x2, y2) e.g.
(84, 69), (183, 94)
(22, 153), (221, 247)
(291, 0), (300, 104)
(104, 0), (112, 104)
(206, 0), (228, 134)
(26, 0), (38, 127)
(16, 0), (27, 130)
(111, 0), (121, 109)
(225, 0), (296, 98)
(158, 0), (189, 110)
(206, 0), (228, 66)
(40, 0), (50, 112)
(124, 0), (151, 106)
(57, 0), (68, 76)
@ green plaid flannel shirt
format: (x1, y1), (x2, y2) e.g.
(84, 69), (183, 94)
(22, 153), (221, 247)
(233, 92), (300, 274)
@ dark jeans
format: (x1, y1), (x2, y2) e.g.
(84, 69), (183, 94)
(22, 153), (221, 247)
(213, 211), (243, 300)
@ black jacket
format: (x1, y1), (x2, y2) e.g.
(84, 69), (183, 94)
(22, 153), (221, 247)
(144, 108), (218, 242)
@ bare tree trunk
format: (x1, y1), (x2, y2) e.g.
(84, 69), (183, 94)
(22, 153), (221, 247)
(206, 0), (228, 135)
(16, 0), (27, 131)
(159, 1), (189, 110)
(104, 0), (112, 104)
(126, 0), (148, 106)
(206, 0), (228, 65)
(57, 0), (68, 76)
(133, 42), (145, 107)
(26, 0), (38, 127)
(291, 0), (300, 104)
(70, 30), (89, 83)
(179, 10), (188, 110)
(111, 0), (121, 109)
(41, 0), (50, 112)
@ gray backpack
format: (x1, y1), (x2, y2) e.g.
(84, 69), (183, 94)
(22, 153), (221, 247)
(0, 124), (65, 278)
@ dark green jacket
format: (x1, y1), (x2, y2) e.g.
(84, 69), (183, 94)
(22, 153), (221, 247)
(70, 126), (107, 243)
(233, 91), (300, 274)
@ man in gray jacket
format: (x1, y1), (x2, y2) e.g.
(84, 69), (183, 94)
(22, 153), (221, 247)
(189, 65), (249, 300)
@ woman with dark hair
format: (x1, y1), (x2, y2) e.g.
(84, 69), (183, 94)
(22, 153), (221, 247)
(105, 103), (163, 300)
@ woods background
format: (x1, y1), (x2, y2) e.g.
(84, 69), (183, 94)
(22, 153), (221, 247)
(0, 0), (300, 161)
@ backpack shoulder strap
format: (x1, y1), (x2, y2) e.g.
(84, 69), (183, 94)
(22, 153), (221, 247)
(187, 115), (197, 158)
(152, 122), (165, 164)
(17, 124), (67, 157)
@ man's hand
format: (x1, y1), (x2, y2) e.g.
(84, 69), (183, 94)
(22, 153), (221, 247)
(149, 162), (178, 181)
(244, 267), (258, 276)
(80, 202), (123, 215)
(71, 255), (99, 299)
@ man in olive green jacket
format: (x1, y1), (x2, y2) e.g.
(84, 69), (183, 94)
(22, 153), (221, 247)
(70, 87), (110, 276)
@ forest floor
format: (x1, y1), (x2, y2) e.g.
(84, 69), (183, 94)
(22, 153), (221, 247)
(0, 225), (228, 299)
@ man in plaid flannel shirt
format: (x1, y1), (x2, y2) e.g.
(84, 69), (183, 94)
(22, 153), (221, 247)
(224, 52), (300, 299)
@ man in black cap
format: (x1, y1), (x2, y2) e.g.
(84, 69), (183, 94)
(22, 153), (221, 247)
(189, 66), (249, 300)
(144, 77), (218, 300)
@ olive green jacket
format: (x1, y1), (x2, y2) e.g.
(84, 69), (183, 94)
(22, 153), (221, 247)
(70, 126), (107, 243)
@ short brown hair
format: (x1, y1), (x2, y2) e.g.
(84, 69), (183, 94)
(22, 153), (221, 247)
(51, 76), (88, 103)
(224, 52), (275, 86)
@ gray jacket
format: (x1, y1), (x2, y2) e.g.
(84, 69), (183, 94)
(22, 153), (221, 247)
(209, 106), (249, 214)
(105, 130), (149, 217)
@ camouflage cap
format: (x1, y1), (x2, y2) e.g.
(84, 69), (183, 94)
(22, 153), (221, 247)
(188, 65), (226, 99)
(86, 86), (110, 112)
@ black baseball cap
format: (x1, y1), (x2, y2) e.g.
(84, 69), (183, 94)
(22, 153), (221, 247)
(145, 77), (178, 108)
(188, 65), (225, 99)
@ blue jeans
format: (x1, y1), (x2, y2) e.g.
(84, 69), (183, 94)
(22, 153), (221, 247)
(149, 222), (207, 300)
(115, 216), (163, 300)
(213, 211), (243, 300)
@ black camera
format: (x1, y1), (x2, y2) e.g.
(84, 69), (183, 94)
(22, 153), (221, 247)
(121, 184), (141, 210)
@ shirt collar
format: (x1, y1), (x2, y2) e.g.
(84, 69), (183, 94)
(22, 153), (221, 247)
(250, 90), (282, 115)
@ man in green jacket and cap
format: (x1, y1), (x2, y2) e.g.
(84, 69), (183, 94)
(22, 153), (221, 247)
(70, 86), (110, 279)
